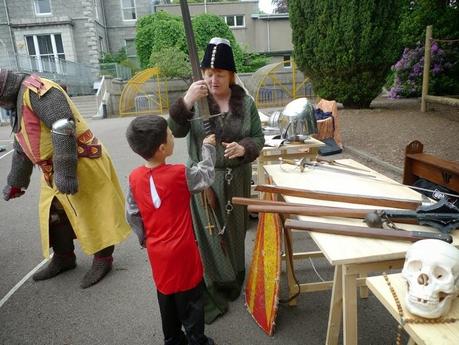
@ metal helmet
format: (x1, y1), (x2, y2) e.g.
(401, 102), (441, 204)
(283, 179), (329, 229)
(279, 97), (317, 142)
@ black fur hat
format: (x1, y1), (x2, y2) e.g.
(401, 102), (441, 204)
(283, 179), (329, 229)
(200, 37), (237, 72)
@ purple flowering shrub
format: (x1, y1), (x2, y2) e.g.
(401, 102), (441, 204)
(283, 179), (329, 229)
(388, 41), (457, 98)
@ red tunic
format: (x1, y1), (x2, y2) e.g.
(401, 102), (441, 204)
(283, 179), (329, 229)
(129, 164), (203, 294)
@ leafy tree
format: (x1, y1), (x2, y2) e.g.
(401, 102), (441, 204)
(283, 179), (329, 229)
(99, 48), (139, 76)
(192, 13), (236, 52)
(386, 0), (459, 98)
(136, 11), (267, 75)
(289, 0), (404, 108)
(99, 48), (128, 64)
(149, 47), (192, 83)
(136, 11), (183, 68)
(272, 0), (288, 13)
(398, 0), (459, 48)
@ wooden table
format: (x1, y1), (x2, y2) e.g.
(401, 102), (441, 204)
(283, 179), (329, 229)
(367, 273), (459, 345)
(263, 161), (459, 345)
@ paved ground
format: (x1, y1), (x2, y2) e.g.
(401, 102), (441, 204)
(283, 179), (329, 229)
(0, 98), (457, 345)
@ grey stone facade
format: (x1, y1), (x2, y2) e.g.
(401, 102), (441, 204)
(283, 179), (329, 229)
(0, 1), (292, 72)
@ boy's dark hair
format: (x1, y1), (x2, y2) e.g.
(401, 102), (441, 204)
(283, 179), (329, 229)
(126, 115), (168, 160)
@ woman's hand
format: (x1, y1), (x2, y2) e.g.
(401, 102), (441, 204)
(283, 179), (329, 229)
(183, 80), (208, 109)
(222, 141), (245, 159)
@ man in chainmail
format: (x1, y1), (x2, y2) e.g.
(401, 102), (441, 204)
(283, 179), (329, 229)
(0, 69), (131, 288)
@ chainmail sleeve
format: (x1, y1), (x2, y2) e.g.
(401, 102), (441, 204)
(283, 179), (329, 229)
(6, 138), (33, 189)
(29, 88), (78, 194)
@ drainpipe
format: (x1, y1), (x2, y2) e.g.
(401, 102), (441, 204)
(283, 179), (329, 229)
(99, 0), (111, 53)
(266, 15), (271, 53)
(3, 0), (19, 70)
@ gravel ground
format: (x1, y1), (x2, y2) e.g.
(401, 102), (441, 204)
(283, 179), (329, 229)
(335, 96), (459, 182)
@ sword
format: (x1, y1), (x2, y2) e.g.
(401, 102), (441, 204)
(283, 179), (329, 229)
(279, 157), (377, 178)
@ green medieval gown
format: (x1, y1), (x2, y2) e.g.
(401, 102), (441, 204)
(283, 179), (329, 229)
(168, 84), (265, 323)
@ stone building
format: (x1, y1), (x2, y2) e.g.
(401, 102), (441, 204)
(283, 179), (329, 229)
(0, 0), (292, 72)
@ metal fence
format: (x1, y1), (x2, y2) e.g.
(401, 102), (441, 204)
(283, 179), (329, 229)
(0, 53), (99, 96)
(100, 63), (132, 80)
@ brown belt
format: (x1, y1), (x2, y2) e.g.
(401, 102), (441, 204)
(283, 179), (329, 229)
(38, 129), (102, 186)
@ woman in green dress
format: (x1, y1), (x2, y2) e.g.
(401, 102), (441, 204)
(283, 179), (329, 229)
(168, 37), (264, 323)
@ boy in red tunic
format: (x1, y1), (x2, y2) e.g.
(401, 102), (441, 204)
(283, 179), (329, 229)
(125, 115), (216, 345)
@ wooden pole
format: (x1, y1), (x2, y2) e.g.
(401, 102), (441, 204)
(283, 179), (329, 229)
(255, 184), (421, 210)
(284, 219), (452, 243)
(421, 25), (432, 112)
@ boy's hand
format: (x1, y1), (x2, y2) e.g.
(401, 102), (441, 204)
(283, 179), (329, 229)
(203, 134), (216, 146)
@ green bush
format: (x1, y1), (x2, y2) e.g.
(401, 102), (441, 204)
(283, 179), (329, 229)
(289, 0), (404, 108)
(391, 1), (459, 98)
(136, 11), (183, 68)
(136, 12), (267, 74)
(388, 42), (459, 98)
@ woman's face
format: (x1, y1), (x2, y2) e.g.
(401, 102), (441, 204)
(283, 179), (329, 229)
(203, 68), (232, 98)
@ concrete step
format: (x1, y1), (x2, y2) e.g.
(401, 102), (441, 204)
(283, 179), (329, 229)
(70, 95), (98, 118)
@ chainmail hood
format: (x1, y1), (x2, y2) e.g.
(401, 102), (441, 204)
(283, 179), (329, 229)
(0, 69), (27, 109)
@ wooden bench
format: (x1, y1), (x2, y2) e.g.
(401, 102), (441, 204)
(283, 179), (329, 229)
(403, 140), (459, 194)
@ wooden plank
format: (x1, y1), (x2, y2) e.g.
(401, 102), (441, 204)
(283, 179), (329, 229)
(425, 94), (459, 107)
(256, 184), (421, 210)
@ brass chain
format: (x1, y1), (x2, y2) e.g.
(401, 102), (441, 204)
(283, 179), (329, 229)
(382, 272), (457, 345)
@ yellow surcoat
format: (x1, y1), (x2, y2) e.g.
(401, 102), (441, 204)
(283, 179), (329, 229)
(16, 77), (130, 257)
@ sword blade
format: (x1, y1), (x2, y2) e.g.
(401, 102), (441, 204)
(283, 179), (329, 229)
(317, 158), (372, 173)
(303, 162), (377, 178)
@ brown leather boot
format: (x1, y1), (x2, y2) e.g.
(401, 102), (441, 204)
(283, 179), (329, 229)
(80, 256), (113, 289)
(32, 253), (76, 281)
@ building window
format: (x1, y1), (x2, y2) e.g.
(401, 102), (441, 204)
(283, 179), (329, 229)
(34, 0), (52, 15)
(283, 55), (291, 68)
(26, 34), (65, 73)
(125, 39), (137, 64)
(223, 15), (245, 28)
(121, 0), (137, 21)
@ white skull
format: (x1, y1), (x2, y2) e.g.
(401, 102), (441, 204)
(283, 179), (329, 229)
(401, 239), (459, 319)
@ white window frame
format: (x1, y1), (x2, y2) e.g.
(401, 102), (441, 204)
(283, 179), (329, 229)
(25, 33), (65, 73)
(223, 15), (245, 28)
(33, 0), (52, 16)
(121, 0), (137, 21)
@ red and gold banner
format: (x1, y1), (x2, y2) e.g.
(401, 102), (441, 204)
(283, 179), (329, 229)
(245, 192), (281, 335)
